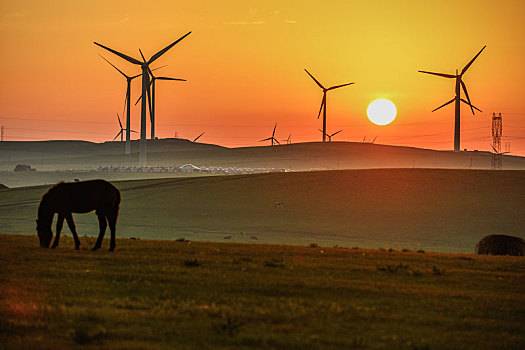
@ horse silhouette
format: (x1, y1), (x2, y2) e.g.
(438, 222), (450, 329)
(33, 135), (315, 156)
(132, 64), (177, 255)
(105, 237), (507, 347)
(36, 179), (120, 251)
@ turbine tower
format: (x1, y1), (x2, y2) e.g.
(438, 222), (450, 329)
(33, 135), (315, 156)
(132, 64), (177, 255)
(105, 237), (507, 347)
(94, 31), (191, 166)
(419, 45), (486, 152)
(305, 69), (354, 142)
(135, 48), (186, 140)
(259, 123), (280, 146)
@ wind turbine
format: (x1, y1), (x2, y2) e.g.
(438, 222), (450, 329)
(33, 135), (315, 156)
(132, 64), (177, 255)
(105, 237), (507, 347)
(113, 113), (137, 142)
(318, 129), (342, 142)
(193, 131), (205, 142)
(136, 49), (186, 140)
(99, 55), (140, 154)
(259, 123), (280, 146)
(419, 45), (486, 152)
(305, 69), (354, 142)
(99, 55), (166, 153)
(94, 31), (191, 166)
(282, 133), (292, 145)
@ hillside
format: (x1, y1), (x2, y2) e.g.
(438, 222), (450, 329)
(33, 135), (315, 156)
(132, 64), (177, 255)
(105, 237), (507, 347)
(1, 139), (525, 172)
(1, 169), (523, 253)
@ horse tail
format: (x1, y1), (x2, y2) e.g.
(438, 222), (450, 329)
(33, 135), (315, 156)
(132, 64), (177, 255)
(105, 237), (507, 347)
(113, 186), (121, 213)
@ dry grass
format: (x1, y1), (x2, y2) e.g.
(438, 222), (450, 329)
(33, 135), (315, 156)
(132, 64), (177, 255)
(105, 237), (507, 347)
(1, 234), (524, 349)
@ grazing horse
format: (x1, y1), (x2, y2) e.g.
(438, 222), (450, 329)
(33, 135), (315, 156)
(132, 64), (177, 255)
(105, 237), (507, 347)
(36, 179), (120, 251)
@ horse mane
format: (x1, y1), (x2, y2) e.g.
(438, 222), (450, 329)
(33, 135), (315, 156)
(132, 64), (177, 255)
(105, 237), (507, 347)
(40, 181), (65, 207)
(42, 181), (65, 199)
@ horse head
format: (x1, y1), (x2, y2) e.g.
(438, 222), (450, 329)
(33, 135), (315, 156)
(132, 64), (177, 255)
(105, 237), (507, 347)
(36, 219), (52, 248)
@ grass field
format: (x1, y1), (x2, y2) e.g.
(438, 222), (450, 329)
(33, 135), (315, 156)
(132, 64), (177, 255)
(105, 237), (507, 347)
(1, 169), (524, 253)
(1, 234), (524, 349)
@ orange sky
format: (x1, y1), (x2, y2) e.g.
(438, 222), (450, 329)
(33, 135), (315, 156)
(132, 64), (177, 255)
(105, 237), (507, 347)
(1, 0), (524, 154)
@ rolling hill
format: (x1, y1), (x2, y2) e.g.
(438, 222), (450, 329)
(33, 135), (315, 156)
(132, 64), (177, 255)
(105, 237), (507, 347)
(1, 169), (523, 253)
(1, 139), (525, 172)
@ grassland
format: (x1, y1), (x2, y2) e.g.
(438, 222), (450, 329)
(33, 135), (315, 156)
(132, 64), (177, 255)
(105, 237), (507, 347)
(1, 169), (524, 253)
(1, 234), (524, 349)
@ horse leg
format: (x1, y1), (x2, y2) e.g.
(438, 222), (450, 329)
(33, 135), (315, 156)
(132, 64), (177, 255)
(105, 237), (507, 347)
(92, 211), (107, 251)
(65, 213), (81, 250)
(51, 214), (64, 249)
(107, 208), (118, 252)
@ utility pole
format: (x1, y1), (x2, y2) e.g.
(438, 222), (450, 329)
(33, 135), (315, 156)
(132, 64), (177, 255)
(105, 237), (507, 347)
(491, 113), (503, 170)
(1, 126), (4, 142)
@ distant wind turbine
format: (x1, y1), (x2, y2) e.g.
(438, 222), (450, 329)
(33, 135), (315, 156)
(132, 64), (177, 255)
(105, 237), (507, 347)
(419, 45), (486, 152)
(282, 133), (292, 145)
(318, 129), (342, 142)
(259, 123), (280, 146)
(94, 31), (191, 166)
(99, 55), (140, 154)
(305, 69), (354, 142)
(113, 113), (137, 142)
(193, 131), (205, 142)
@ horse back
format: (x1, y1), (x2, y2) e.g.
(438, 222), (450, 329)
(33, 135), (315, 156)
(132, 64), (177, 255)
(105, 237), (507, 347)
(52, 179), (120, 214)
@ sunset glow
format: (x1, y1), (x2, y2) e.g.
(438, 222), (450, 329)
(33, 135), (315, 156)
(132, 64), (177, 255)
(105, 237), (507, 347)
(0, 1), (524, 154)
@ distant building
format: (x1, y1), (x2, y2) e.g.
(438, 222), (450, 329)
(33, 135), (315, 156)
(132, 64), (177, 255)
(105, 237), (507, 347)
(179, 164), (201, 173)
(14, 164), (35, 172)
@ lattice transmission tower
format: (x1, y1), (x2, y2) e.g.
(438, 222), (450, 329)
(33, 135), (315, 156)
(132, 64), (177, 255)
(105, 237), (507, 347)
(491, 113), (503, 170)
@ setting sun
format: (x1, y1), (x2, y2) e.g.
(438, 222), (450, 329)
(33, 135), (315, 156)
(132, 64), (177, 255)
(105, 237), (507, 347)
(367, 99), (397, 126)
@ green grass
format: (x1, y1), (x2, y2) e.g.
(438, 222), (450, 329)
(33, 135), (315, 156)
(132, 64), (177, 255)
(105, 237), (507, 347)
(1, 234), (524, 349)
(1, 169), (524, 253)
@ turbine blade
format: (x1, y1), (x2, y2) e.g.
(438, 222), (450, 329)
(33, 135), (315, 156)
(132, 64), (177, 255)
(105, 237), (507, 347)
(93, 42), (142, 65)
(135, 94), (142, 106)
(156, 77), (186, 81)
(304, 69), (325, 90)
(146, 79), (153, 123)
(129, 129), (138, 133)
(259, 137), (272, 142)
(272, 123), (277, 137)
(130, 73), (142, 80)
(98, 54), (128, 78)
(432, 98), (456, 112)
(418, 70), (456, 79)
(371, 136), (377, 143)
(148, 31), (192, 64)
(113, 130), (122, 141)
(117, 113), (123, 129)
(193, 132), (205, 142)
(327, 82), (355, 90)
(460, 80), (475, 115)
(491, 144), (498, 153)
(332, 129), (343, 136)
(123, 88), (129, 117)
(139, 48), (147, 62)
(151, 65), (167, 72)
(273, 138), (280, 145)
(460, 99), (482, 113)
(317, 94), (326, 119)
(461, 45), (486, 75)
